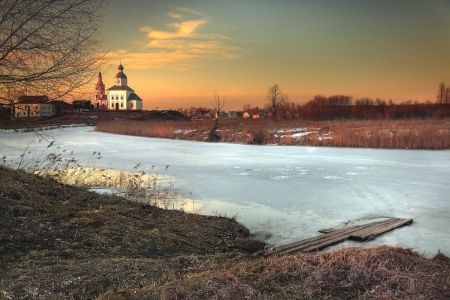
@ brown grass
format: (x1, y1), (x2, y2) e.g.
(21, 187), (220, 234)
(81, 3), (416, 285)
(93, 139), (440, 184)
(96, 118), (450, 149)
(159, 246), (450, 299)
(310, 119), (450, 149)
(96, 120), (177, 139)
(1, 165), (449, 299)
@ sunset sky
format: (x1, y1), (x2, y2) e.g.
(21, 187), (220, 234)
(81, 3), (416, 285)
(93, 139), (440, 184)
(98, 0), (450, 111)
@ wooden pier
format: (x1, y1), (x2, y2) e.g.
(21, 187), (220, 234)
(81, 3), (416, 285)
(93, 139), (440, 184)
(264, 218), (413, 256)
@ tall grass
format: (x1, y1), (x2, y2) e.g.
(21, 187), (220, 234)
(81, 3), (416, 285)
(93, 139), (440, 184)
(310, 119), (450, 149)
(1, 140), (186, 210)
(96, 120), (177, 138)
(96, 118), (450, 149)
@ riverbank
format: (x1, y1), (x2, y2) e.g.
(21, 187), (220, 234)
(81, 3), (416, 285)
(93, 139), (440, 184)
(96, 117), (450, 149)
(1, 165), (449, 299)
(3, 111), (449, 149)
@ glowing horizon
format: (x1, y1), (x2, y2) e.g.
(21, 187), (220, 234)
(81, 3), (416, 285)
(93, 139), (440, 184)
(97, 1), (450, 111)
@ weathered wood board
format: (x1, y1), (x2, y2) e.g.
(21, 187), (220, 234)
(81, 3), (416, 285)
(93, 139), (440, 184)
(264, 218), (413, 256)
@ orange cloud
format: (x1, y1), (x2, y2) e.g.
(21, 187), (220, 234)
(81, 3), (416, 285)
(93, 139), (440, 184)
(109, 7), (239, 70)
(140, 19), (206, 40)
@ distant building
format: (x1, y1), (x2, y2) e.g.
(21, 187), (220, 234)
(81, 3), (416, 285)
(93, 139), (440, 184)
(105, 62), (143, 110)
(73, 100), (91, 112)
(228, 111), (239, 118)
(15, 95), (49, 118)
(52, 100), (74, 115)
(14, 96), (73, 117)
(94, 72), (108, 109)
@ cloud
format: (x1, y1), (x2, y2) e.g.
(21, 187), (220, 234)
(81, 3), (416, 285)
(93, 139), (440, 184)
(110, 7), (239, 70)
(140, 19), (207, 40)
(174, 6), (202, 16)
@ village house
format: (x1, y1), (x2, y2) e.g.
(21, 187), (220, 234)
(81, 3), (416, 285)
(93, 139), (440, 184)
(73, 100), (91, 112)
(51, 100), (74, 115)
(14, 95), (73, 118)
(14, 95), (49, 118)
(95, 62), (143, 111)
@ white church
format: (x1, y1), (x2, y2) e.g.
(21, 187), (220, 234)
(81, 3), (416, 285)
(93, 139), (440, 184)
(94, 62), (143, 110)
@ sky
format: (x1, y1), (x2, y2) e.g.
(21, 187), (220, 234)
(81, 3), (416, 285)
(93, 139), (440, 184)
(97, 0), (450, 111)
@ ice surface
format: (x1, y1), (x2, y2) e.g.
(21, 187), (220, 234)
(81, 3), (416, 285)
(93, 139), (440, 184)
(1, 126), (449, 256)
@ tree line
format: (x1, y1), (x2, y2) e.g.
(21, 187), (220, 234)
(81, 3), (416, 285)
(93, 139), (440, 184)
(176, 82), (450, 121)
(273, 82), (450, 120)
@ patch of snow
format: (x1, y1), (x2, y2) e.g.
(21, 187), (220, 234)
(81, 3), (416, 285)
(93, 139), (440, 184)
(174, 129), (197, 134)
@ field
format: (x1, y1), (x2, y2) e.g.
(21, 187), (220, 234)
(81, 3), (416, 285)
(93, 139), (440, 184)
(1, 165), (450, 299)
(95, 116), (450, 149)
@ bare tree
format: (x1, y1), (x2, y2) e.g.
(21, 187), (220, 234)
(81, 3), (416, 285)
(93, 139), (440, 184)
(208, 92), (225, 142)
(436, 82), (446, 104)
(446, 87), (450, 104)
(0, 0), (108, 106)
(266, 83), (288, 119)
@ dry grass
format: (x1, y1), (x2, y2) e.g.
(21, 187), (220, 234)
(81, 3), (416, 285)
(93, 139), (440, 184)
(96, 118), (450, 149)
(159, 246), (450, 300)
(96, 120), (177, 139)
(1, 165), (449, 299)
(310, 119), (450, 149)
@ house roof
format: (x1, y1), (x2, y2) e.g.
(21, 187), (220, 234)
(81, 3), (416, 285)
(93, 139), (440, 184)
(107, 85), (134, 92)
(18, 95), (49, 104)
(50, 100), (73, 110)
(127, 93), (142, 101)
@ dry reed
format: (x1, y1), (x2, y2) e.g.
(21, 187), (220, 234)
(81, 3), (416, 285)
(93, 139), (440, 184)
(159, 245), (450, 299)
(97, 118), (450, 149)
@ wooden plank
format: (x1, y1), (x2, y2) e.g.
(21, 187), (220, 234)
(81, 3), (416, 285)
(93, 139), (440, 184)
(350, 218), (413, 240)
(266, 223), (375, 256)
(265, 218), (413, 256)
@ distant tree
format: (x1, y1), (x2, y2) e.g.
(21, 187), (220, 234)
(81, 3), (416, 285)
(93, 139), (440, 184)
(208, 92), (225, 142)
(242, 103), (251, 112)
(445, 86), (450, 104)
(266, 83), (287, 120)
(436, 82), (446, 104)
(0, 0), (108, 105)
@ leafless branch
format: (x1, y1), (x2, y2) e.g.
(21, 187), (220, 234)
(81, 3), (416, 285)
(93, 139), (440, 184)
(0, 0), (108, 102)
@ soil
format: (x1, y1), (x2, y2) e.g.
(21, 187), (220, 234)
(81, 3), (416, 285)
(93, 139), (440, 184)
(0, 165), (264, 299)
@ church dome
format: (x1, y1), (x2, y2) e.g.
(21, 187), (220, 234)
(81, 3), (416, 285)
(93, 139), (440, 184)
(115, 63), (127, 79)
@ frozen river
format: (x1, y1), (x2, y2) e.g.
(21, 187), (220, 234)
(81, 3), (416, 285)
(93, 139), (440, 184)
(1, 126), (449, 256)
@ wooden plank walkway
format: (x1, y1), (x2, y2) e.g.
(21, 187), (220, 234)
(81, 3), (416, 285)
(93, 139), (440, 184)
(264, 218), (413, 256)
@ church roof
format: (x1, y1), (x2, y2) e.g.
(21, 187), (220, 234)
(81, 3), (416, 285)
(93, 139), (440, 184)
(115, 63), (127, 79)
(107, 85), (134, 92)
(115, 72), (127, 79)
(127, 93), (142, 101)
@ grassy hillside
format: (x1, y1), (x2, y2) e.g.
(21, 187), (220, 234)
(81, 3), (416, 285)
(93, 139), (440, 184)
(1, 165), (449, 299)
